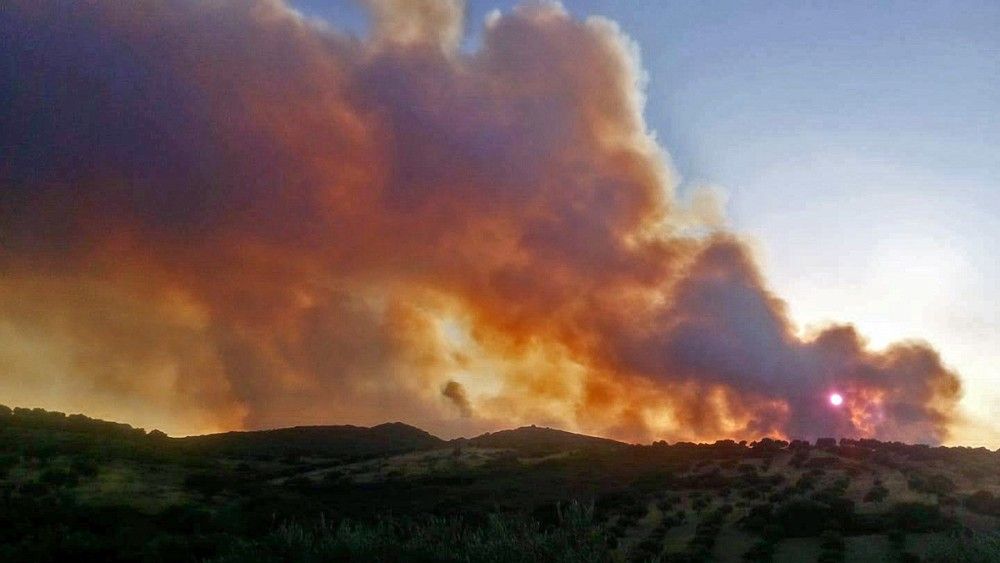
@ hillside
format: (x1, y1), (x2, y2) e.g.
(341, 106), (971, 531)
(177, 421), (445, 461)
(2, 404), (1000, 562)
(466, 425), (628, 454)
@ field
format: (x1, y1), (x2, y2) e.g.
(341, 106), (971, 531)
(1, 405), (999, 562)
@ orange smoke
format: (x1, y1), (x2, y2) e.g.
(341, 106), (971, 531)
(0, 0), (960, 442)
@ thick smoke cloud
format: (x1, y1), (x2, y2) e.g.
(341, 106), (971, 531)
(443, 380), (473, 418)
(0, 0), (960, 441)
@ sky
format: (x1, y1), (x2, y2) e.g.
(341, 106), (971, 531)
(291, 0), (1000, 445)
(1, 0), (996, 445)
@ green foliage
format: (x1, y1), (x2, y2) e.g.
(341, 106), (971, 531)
(0, 453), (18, 477)
(864, 482), (889, 503)
(184, 470), (230, 498)
(39, 467), (79, 488)
(1, 403), (997, 562)
(908, 473), (956, 496)
(819, 529), (845, 561)
(887, 528), (906, 549)
(747, 494), (856, 538)
(742, 538), (774, 562)
(965, 490), (1000, 517)
(212, 502), (608, 563)
(924, 531), (1000, 563)
(819, 530), (843, 550)
(890, 502), (953, 533)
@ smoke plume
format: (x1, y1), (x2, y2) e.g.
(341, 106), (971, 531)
(0, 0), (961, 442)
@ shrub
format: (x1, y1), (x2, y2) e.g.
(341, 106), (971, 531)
(211, 501), (609, 563)
(908, 473), (955, 496)
(891, 502), (952, 533)
(819, 530), (844, 551)
(656, 494), (680, 512)
(742, 539), (774, 562)
(924, 531), (1000, 563)
(39, 467), (79, 488)
(805, 457), (839, 469)
(863, 483), (888, 503)
(762, 523), (784, 541)
(773, 499), (853, 537)
(0, 454), (18, 476)
(70, 457), (100, 478)
(965, 490), (1000, 517)
(815, 438), (837, 450)
(184, 471), (230, 498)
(793, 474), (817, 492)
(789, 451), (809, 468)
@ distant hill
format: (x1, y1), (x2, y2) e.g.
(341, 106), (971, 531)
(176, 421), (445, 461)
(0, 403), (629, 460)
(0, 403), (631, 461)
(6, 402), (1000, 563)
(465, 425), (627, 454)
(179, 423), (626, 461)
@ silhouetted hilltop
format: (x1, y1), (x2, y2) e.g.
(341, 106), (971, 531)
(465, 424), (627, 455)
(178, 421), (445, 461)
(7, 403), (1000, 462)
(0, 404), (151, 440)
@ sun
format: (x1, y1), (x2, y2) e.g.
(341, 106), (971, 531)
(829, 393), (844, 407)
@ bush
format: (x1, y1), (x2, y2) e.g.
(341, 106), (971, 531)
(39, 467), (79, 488)
(965, 490), (1000, 517)
(0, 454), (18, 476)
(863, 483), (888, 503)
(762, 523), (784, 541)
(815, 438), (837, 450)
(742, 539), (774, 562)
(772, 499), (853, 537)
(925, 531), (1000, 563)
(908, 473), (955, 496)
(793, 474), (817, 493)
(891, 502), (952, 533)
(819, 530), (844, 551)
(211, 502), (609, 563)
(805, 457), (839, 469)
(184, 471), (230, 498)
(70, 457), (100, 478)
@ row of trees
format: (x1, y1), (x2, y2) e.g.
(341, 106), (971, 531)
(0, 404), (164, 439)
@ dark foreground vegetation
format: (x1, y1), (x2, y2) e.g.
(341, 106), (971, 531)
(1, 404), (999, 562)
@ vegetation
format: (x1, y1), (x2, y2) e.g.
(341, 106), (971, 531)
(925, 531), (1000, 563)
(1, 404), (998, 562)
(214, 503), (607, 563)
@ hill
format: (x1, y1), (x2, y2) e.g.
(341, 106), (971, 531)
(465, 424), (627, 455)
(2, 403), (1000, 562)
(177, 421), (444, 461)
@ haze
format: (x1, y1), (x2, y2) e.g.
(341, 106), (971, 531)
(1, 0), (996, 446)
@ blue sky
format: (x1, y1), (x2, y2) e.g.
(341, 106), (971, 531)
(294, 0), (1000, 444)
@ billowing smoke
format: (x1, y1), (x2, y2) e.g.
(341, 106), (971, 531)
(0, 0), (961, 442)
(442, 381), (473, 418)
